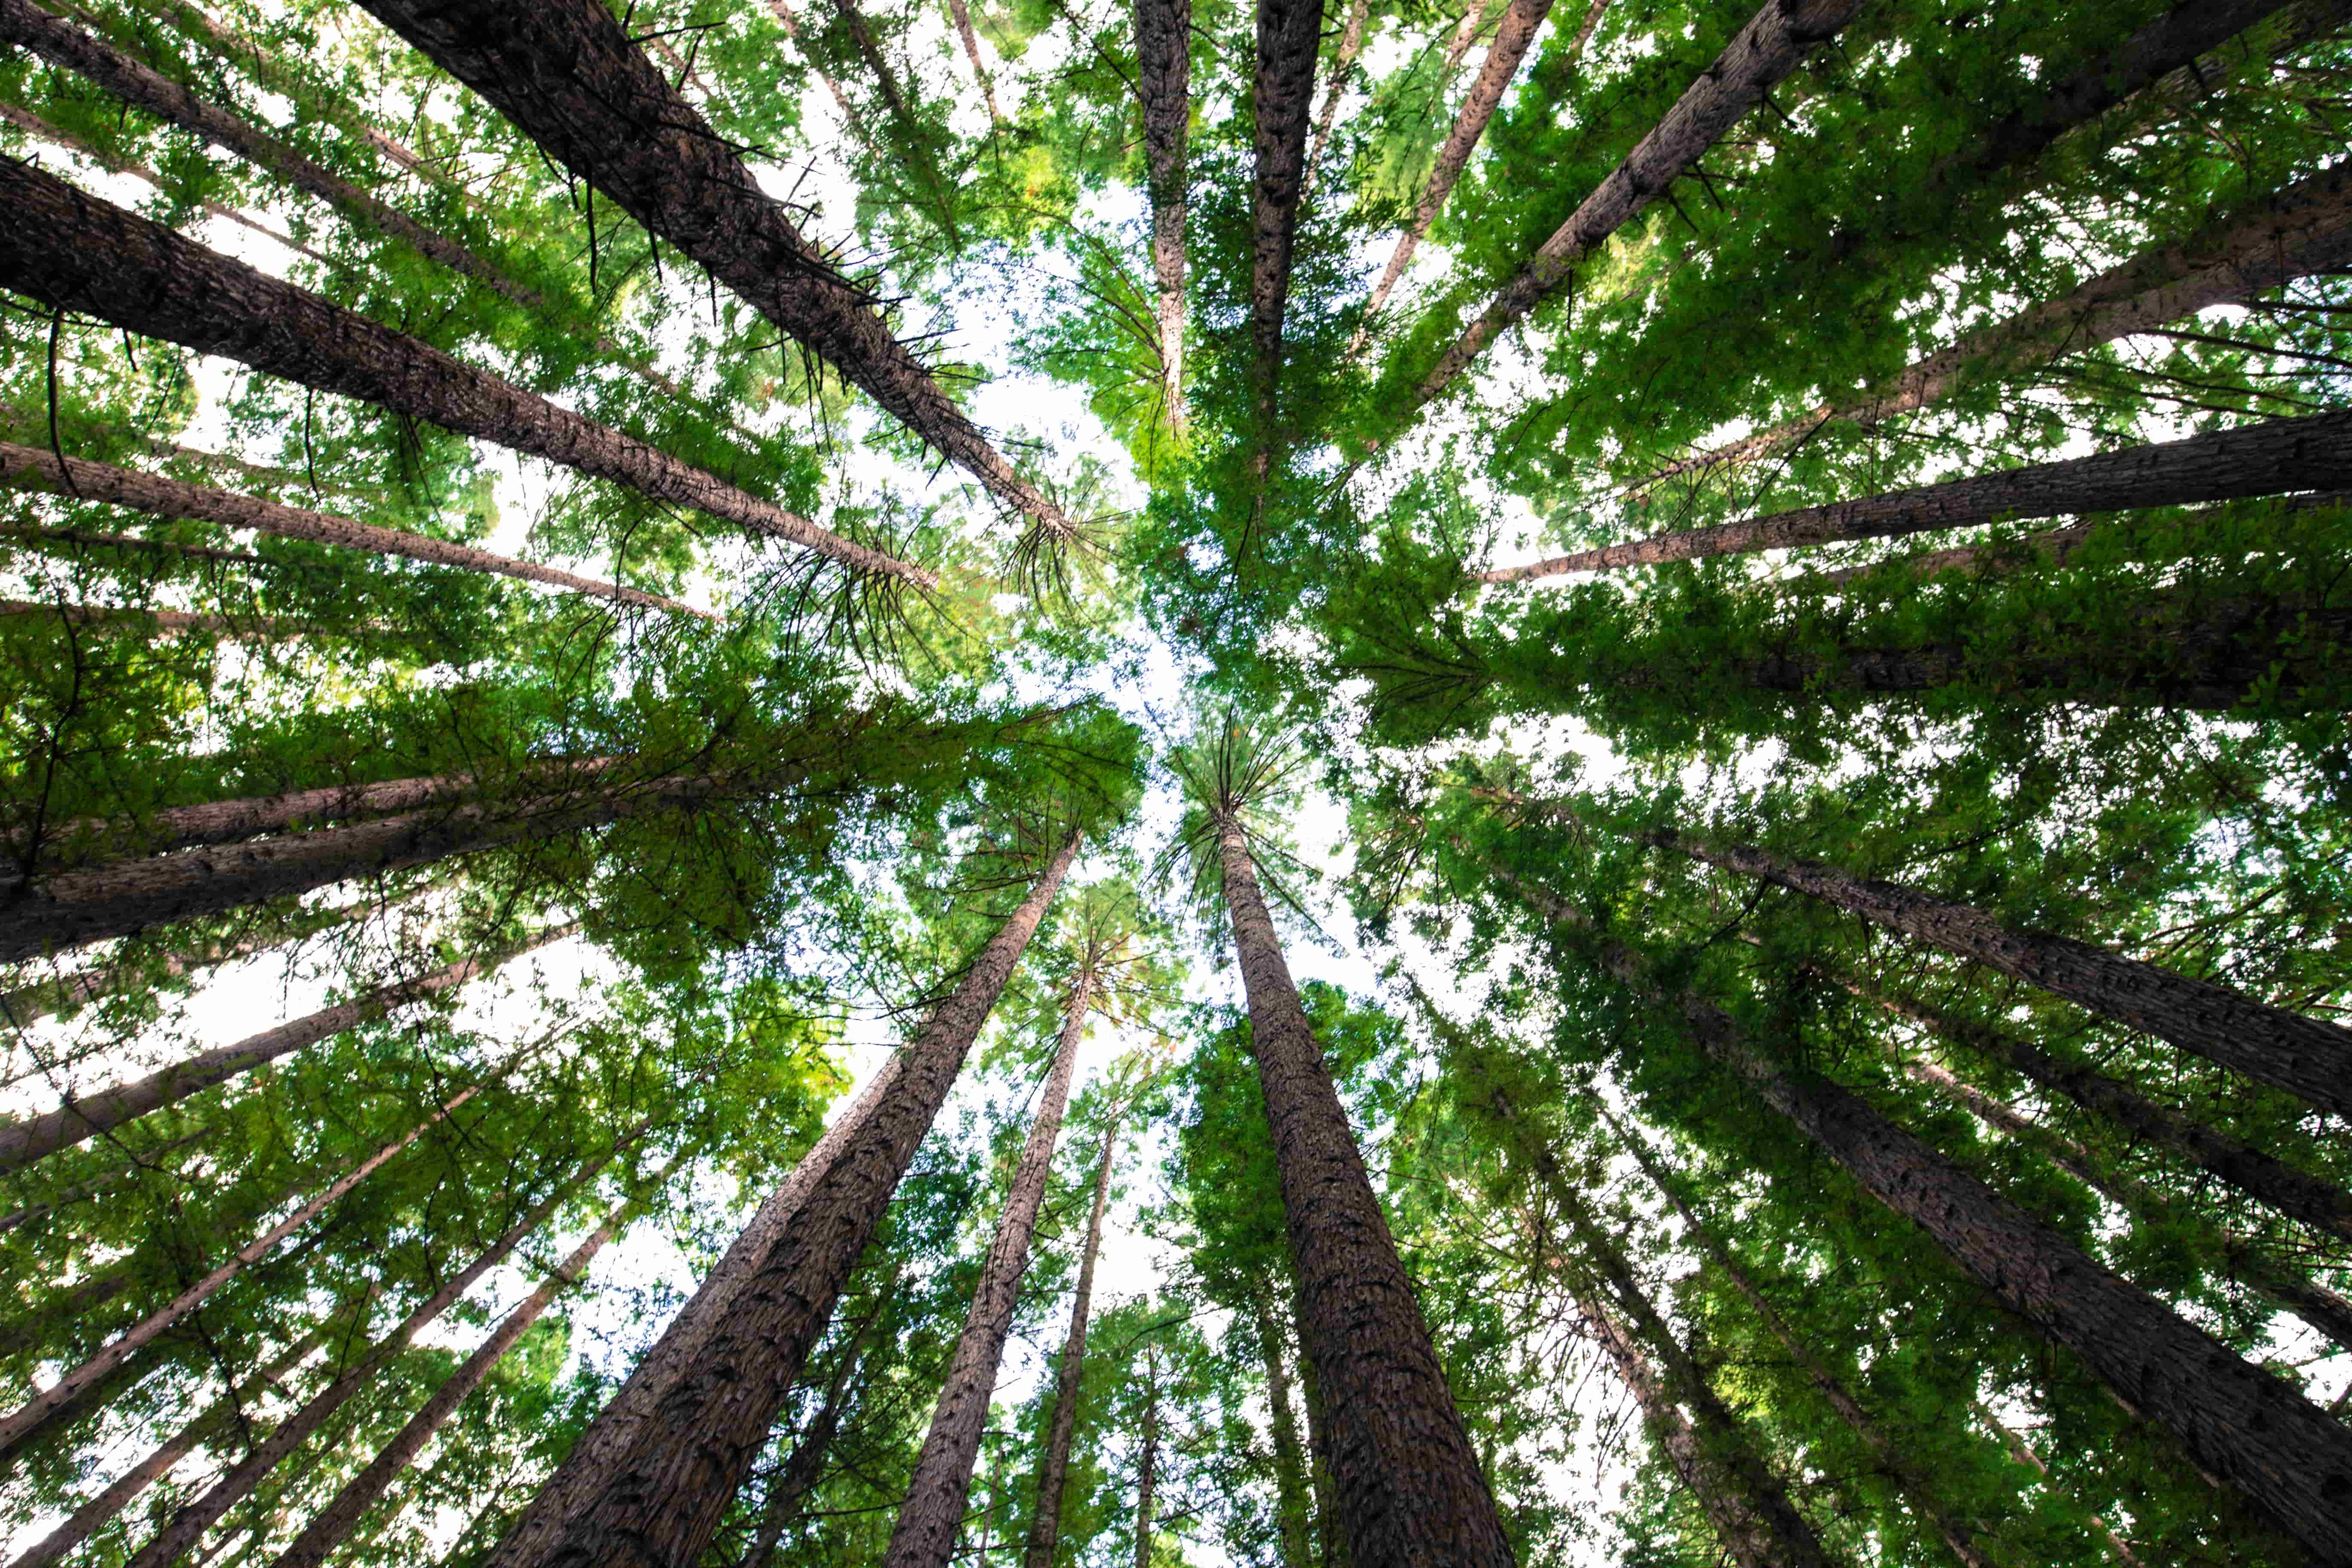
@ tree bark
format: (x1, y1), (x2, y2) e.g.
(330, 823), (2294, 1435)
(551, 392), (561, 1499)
(1134, 0), (1192, 422)
(1215, 815), (1513, 1568)
(0, 159), (925, 586)
(1482, 408), (2352, 581)
(885, 971), (1093, 1568)
(944, 0), (1004, 122)
(1636, 164), (2352, 490)
(1657, 830), (2352, 1120)
(1250, 0), (1328, 421)
(1413, 0), (1865, 409)
(490, 831), (1080, 1568)
(0, 444), (707, 616)
(742, 1291), (891, 1568)
(0, 1040), (536, 1456)
(349, 0), (1070, 539)
(1299, 0), (1370, 205)
(1023, 1097), (1124, 1568)
(1253, 1298), (1316, 1568)
(1133, 1346), (1159, 1568)
(1294, 1337), (1350, 1568)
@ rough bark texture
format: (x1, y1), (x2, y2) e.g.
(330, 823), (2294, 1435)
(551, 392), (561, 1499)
(743, 1296), (889, 1568)
(1416, 0), (1865, 406)
(1133, 1349), (1159, 1568)
(1639, 164), (2352, 489)
(0, 444), (706, 616)
(1255, 1303), (1317, 1568)
(350, 0), (1068, 537)
(1483, 408), (2352, 581)
(1665, 832), (2352, 1119)
(0, 159), (922, 585)
(1295, 1341), (1351, 1568)
(1216, 817), (1513, 1568)
(1134, 0), (1192, 419)
(0, 927), (565, 1175)
(498, 833), (1079, 1568)
(885, 974), (1091, 1568)
(1022, 1101), (1121, 1568)
(0, 897), (375, 1026)
(1250, 0), (1327, 415)
(487, 1059), (903, 1568)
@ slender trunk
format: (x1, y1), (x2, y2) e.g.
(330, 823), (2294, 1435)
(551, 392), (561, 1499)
(1253, 1300), (1316, 1568)
(1482, 408), (2352, 582)
(1972, 1401), (2145, 1568)
(1133, 0), (1191, 423)
(0, 1130), (211, 1237)
(493, 831), (1081, 1568)
(822, 0), (964, 244)
(352, 0), (1071, 539)
(0, 599), (321, 638)
(0, 444), (707, 616)
(0, 1038), (537, 1456)
(1356, 0), (1571, 333)
(886, 973), (1093, 1568)
(767, 0), (877, 142)
(0, 159), (925, 585)
(124, 1136), (614, 1568)
(1133, 1348), (1159, 1568)
(743, 1296), (891, 1568)
(6, 525), (263, 567)
(1498, 864), (2352, 1562)
(1250, 0), (1327, 423)
(1299, 0), (1370, 204)
(1023, 1101), (1123, 1568)
(1412, 0), (1864, 410)
(1908, 1058), (2352, 1354)
(0, 404), (372, 502)
(1599, 1106), (1992, 1568)
(1638, 165), (2352, 490)
(944, 0), (1004, 121)
(264, 1155), (682, 1568)
(0, 926), (573, 1175)
(3, 1293), (371, 1568)
(1658, 830), (2352, 1120)
(1215, 816), (1511, 1568)
(0, 1270), (135, 1360)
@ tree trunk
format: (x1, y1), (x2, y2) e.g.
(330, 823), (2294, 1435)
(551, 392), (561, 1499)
(490, 831), (1080, 1568)
(1253, 1299), (1316, 1568)
(0, 159), (925, 586)
(767, 0), (877, 143)
(1133, 0), (1192, 423)
(0, 444), (706, 616)
(349, 0), (1070, 540)
(1293, 1337), (1350, 1568)
(1908, 1058), (2352, 1354)
(1972, 1400), (2145, 1568)
(1250, 0), (1327, 420)
(1214, 815), (1512, 1568)
(1299, 0), (1370, 205)
(1357, 0), (1567, 332)
(1657, 830), (2352, 1119)
(1133, 1347), (1159, 1568)
(885, 971), (1094, 1568)
(262, 1155), (681, 1568)
(0, 599), (322, 639)
(1500, 861), (2352, 1562)
(1636, 165), (2352, 490)
(5, 524), (263, 568)
(742, 1292), (891, 1568)
(1413, 0), (1865, 409)
(1023, 1099), (1124, 1568)
(123, 1135), (615, 1568)
(1484, 407), (2352, 581)
(0, 1040), (537, 1456)
(0, 925), (572, 1175)
(944, 0), (1004, 121)
(1597, 1104), (1992, 1568)
(3, 1291), (373, 1568)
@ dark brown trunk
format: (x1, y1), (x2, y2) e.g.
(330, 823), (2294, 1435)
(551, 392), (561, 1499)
(1134, 0), (1192, 420)
(1215, 817), (1513, 1568)
(1253, 1299), (1316, 1568)
(1293, 1336), (1350, 1568)
(491, 832), (1080, 1568)
(1300, 0), (1370, 203)
(1414, 0), (1865, 408)
(1660, 831), (2352, 1119)
(885, 973), (1093, 1568)
(0, 444), (706, 616)
(1134, 1348), (1159, 1568)
(1485, 408), (2352, 581)
(349, 0), (1070, 539)
(1023, 1099), (1124, 1568)
(5, 524), (263, 568)
(0, 159), (924, 585)
(743, 1295), (890, 1568)
(1250, 0), (1327, 423)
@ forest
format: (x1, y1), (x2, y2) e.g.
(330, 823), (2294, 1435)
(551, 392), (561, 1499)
(0, 0), (2347, 1563)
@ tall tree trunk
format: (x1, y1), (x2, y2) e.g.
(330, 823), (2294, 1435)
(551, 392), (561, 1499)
(1481, 408), (2352, 581)
(1597, 1105), (1993, 1568)
(742, 1291), (892, 1568)
(1656, 830), (2352, 1119)
(3, 1290), (376, 1568)
(885, 970), (1094, 1568)
(944, 0), (1004, 122)
(766, 0), (878, 143)
(0, 1038), (539, 1455)
(1133, 0), (1192, 423)
(1635, 165), (2352, 490)
(1133, 1346), (1159, 1568)
(1253, 1298), (1316, 1568)
(263, 1155), (683, 1568)
(1299, 0), (1370, 205)
(1908, 1058), (2352, 1354)
(349, 0), (1071, 540)
(0, 160), (925, 587)
(1023, 1099), (1124, 1568)
(123, 1135), (618, 1568)
(1495, 864), (2352, 1562)
(5, 524), (263, 568)
(1293, 1338), (1349, 1568)
(1972, 1401), (2146, 1568)
(1411, 0), (1864, 410)
(0, 925), (572, 1174)
(1250, 0), (1327, 423)
(1214, 814), (1512, 1568)
(489, 832), (1081, 1568)
(0, 444), (706, 616)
